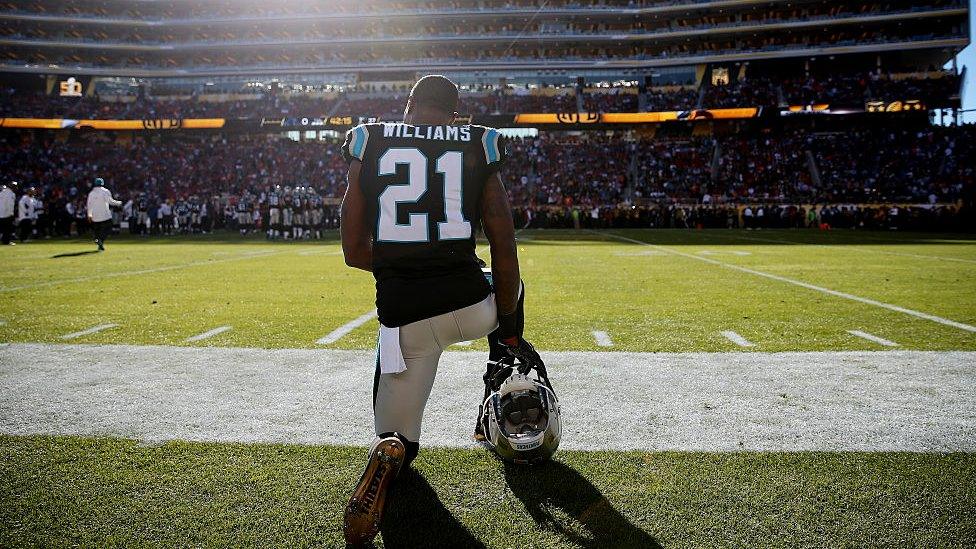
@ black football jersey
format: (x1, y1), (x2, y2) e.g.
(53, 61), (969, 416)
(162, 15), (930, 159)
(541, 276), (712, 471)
(342, 122), (506, 327)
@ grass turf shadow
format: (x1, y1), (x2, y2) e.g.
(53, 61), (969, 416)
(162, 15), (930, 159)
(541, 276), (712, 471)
(378, 467), (486, 548)
(504, 460), (662, 548)
(50, 250), (101, 258)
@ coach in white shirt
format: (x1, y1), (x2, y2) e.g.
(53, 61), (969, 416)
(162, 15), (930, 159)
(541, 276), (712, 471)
(17, 187), (35, 242)
(0, 180), (16, 245)
(87, 177), (122, 251)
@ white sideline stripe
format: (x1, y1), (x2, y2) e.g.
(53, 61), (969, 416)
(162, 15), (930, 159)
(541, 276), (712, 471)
(316, 310), (377, 345)
(0, 251), (289, 293)
(60, 324), (118, 340)
(185, 326), (232, 343)
(709, 232), (976, 265)
(211, 250), (278, 257)
(2, 343), (975, 451)
(848, 330), (899, 347)
(297, 250), (343, 257)
(453, 341), (474, 347)
(596, 231), (976, 334)
(721, 331), (755, 348)
(592, 330), (614, 347)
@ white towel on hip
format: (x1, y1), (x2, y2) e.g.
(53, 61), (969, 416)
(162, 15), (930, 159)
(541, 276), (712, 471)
(379, 324), (407, 374)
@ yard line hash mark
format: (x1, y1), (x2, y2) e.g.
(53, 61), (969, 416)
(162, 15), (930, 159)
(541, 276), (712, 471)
(61, 324), (118, 340)
(592, 331), (614, 347)
(186, 326), (233, 343)
(316, 311), (378, 345)
(595, 231), (976, 334)
(848, 330), (899, 347)
(721, 331), (756, 347)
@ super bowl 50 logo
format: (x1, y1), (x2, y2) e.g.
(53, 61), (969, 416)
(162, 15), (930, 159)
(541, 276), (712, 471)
(142, 119), (182, 130)
(59, 77), (83, 97)
(556, 112), (600, 124)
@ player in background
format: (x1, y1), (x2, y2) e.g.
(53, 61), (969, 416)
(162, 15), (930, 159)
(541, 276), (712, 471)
(292, 188), (305, 240)
(175, 198), (189, 234)
(268, 185), (281, 240)
(136, 193), (149, 235)
(282, 187), (293, 239)
(310, 188), (324, 239)
(236, 194), (251, 236)
(339, 75), (540, 546)
(189, 196), (202, 234)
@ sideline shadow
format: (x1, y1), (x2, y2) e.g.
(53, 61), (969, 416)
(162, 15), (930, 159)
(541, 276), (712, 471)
(504, 460), (662, 549)
(50, 250), (101, 258)
(378, 468), (485, 549)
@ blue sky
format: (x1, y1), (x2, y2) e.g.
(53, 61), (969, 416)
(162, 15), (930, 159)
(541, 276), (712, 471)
(955, 0), (975, 122)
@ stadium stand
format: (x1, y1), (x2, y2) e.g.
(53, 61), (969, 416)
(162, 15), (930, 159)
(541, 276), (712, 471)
(0, 0), (970, 237)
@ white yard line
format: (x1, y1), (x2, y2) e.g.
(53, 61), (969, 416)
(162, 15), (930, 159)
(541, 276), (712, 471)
(848, 330), (900, 347)
(185, 326), (233, 343)
(316, 310), (378, 345)
(0, 251), (289, 293)
(453, 341), (474, 347)
(60, 324), (118, 340)
(592, 330), (614, 347)
(596, 231), (976, 334)
(721, 331), (756, 348)
(2, 343), (974, 451)
(613, 250), (664, 257)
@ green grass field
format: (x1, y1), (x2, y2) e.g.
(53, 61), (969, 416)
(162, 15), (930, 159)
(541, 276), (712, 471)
(2, 229), (975, 351)
(2, 229), (975, 547)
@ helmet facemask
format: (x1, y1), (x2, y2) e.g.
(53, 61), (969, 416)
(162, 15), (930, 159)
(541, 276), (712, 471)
(480, 366), (561, 465)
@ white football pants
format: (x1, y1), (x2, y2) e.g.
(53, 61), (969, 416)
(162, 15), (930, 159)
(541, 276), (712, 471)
(373, 294), (497, 442)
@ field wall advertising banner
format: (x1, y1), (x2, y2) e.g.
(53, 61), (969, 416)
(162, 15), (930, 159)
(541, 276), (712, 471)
(0, 118), (226, 130)
(0, 101), (925, 131)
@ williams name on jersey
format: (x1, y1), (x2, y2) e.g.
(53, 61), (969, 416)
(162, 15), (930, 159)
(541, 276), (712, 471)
(342, 122), (506, 328)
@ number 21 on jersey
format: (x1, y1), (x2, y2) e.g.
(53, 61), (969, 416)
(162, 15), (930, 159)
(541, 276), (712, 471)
(376, 147), (471, 243)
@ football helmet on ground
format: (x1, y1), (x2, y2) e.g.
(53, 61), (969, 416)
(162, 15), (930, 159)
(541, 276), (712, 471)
(477, 354), (561, 465)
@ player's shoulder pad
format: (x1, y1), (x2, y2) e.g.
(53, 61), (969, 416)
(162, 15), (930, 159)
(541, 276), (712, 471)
(342, 123), (383, 163)
(470, 125), (504, 166)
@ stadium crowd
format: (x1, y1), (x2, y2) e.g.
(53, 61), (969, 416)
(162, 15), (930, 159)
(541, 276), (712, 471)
(1, 121), (972, 241)
(0, 71), (958, 120)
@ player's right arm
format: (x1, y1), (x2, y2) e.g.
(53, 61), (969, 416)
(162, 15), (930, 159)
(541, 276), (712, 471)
(340, 158), (372, 272)
(480, 172), (520, 338)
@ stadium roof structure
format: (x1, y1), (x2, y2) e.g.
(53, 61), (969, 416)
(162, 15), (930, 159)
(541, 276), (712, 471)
(0, 0), (970, 79)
